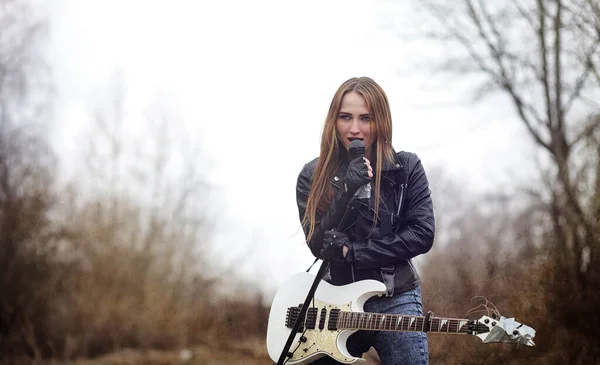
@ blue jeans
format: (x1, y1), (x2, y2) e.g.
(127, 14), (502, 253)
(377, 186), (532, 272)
(312, 285), (429, 365)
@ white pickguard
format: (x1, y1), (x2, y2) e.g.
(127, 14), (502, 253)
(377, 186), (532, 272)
(266, 272), (387, 365)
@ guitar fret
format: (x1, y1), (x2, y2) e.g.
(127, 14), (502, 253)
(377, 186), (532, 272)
(459, 320), (468, 333)
(440, 319), (448, 332)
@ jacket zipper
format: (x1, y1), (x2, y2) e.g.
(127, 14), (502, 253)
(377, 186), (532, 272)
(396, 183), (405, 218)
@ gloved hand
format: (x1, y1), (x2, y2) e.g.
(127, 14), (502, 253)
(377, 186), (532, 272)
(321, 230), (351, 262)
(343, 156), (371, 196)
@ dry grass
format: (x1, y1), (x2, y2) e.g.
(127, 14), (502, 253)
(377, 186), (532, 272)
(44, 339), (272, 365)
(33, 338), (380, 365)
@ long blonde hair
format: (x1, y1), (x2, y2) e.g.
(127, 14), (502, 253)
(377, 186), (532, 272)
(302, 77), (396, 242)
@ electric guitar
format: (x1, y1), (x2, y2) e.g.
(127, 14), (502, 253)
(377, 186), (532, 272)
(267, 272), (536, 365)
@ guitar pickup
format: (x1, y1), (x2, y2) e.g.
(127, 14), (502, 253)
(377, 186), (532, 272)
(319, 308), (327, 330)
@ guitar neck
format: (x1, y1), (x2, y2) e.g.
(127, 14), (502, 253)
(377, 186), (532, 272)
(335, 310), (471, 334)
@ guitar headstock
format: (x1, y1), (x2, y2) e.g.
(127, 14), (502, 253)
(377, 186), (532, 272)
(472, 315), (536, 346)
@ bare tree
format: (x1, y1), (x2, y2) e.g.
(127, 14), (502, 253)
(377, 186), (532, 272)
(0, 0), (59, 359)
(411, 0), (600, 285)
(48, 72), (219, 356)
(404, 0), (600, 361)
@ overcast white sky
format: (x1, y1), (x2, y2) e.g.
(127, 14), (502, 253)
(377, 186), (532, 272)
(46, 0), (537, 298)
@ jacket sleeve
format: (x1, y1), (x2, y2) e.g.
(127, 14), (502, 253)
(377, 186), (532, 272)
(296, 161), (355, 259)
(348, 153), (435, 269)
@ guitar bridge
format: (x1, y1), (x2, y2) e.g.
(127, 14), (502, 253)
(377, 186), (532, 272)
(286, 306), (303, 331)
(285, 305), (319, 332)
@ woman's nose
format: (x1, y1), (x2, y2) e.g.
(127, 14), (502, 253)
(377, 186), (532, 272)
(349, 119), (360, 133)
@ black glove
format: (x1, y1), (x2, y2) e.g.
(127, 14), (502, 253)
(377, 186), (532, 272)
(343, 156), (371, 196)
(321, 230), (351, 262)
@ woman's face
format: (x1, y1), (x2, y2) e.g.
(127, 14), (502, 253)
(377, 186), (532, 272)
(336, 91), (375, 155)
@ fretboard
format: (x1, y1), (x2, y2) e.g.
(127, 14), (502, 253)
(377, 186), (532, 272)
(335, 311), (470, 334)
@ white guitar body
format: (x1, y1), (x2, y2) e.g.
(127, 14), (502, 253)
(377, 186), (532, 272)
(266, 271), (387, 365)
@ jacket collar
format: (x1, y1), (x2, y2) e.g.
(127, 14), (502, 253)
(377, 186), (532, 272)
(381, 148), (403, 171)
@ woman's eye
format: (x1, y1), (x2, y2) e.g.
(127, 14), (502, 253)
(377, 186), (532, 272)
(361, 116), (371, 122)
(339, 115), (351, 120)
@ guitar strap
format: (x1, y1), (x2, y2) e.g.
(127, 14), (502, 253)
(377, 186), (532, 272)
(380, 265), (396, 297)
(306, 257), (319, 272)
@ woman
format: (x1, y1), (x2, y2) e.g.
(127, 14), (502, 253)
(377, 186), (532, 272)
(296, 76), (435, 365)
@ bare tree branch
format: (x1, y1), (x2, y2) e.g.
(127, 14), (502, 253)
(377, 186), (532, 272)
(536, 0), (555, 130)
(588, 52), (600, 86)
(571, 112), (600, 146)
(421, 0), (554, 151)
(509, 0), (536, 30)
(563, 43), (599, 115)
(554, 0), (565, 133)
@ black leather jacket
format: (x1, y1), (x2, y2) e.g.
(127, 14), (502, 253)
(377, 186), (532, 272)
(296, 151), (435, 296)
